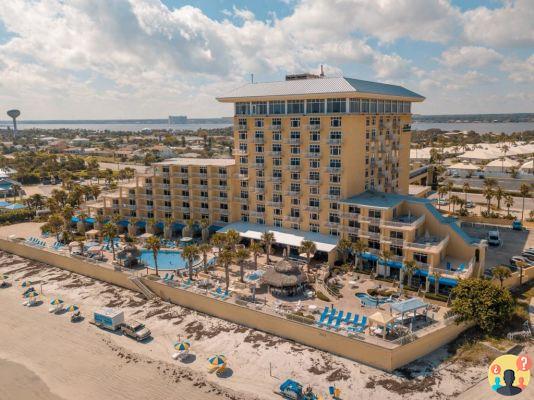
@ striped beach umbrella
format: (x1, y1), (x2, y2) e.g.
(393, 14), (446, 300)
(20, 280), (32, 287)
(25, 291), (38, 299)
(174, 340), (191, 352)
(50, 298), (64, 305)
(208, 355), (226, 367)
(65, 305), (79, 312)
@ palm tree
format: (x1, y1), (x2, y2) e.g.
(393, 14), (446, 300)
(261, 231), (275, 263)
(236, 247), (250, 282)
(516, 260), (526, 285)
(299, 240), (316, 273)
(504, 194), (514, 217)
(462, 181), (470, 204)
(210, 232), (226, 255)
(218, 249), (234, 292)
(444, 181), (454, 212)
(483, 186), (494, 214)
(379, 250), (392, 277)
(183, 218), (196, 237)
(43, 213), (64, 241)
(492, 266), (511, 289)
(102, 222), (118, 260)
(500, 144), (509, 172)
(437, 186), (448, 210)
(494, 186), (505, 210)
(249, 241), (263, 270)
(127, 217), (138, 237)
(336, 238), (352, 264)
(433, 271), (441, 294)
(351, 240), (368, 271)
(200, 218), (210, 242)
(225, 229), (241, 251)
(182, 244), (200, 280)
(519, 184), (531, 221)
(198, 243), (212, 272)
(163, 217), (173, 240)
(449, 195), (460, 214)
(403, 259), (417, 288)
(145, 236), (162, 276)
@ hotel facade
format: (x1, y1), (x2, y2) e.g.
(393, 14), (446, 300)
(94, 75), (486, 290)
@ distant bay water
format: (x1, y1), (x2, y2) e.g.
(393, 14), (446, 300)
(0, 121), (532, 134)
(412, 122), (534, 134)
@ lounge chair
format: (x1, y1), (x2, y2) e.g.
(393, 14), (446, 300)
(211, 287), (223, 298)
(168, 274), (174, 282)
(342, 312), (352, 325)
(316, 307), (329, 327)
(332, 311), (344, 331)
(181, 279), (192, 289)
(220, 290), (230, 300)
(163, 273), (169, 281)
(355, 316), (368, 333)
(324, 308), (337, 329)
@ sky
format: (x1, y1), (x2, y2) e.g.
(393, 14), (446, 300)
(0, 0), (533, 120)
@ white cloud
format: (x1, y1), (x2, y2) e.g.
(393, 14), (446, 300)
(440, 46), (503, 68)
(500, 54), (534, 83)
(462, 0), (534, 48)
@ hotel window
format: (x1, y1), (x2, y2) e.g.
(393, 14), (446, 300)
(329, 159), (341, 168)
(329, 186), (341, 196)
(181, 190), (188, 197)
(272, 132), (282, 141)
(241, 214), (249, 222)
(369, 239), (380, 249)
(239, 132), (247, 140)
(148, 212), (154, 218)
(255, 131), (264, 140)
(201, 202), (209, 209)
(254, 118), (264, 128)
(291, 223), (300, 230)
(182, 201), (190, 208)
(330, 146), (341, 156)
(238, 143), (247, 151)
(369, 225), (380, 234)
(129, 199), (136, 206)
(273, 169), (282, 178)
(369, 209), (381, 219)
(274, 207), (282, 215)
(274, 218), (282, 227)
(289, 117), (301, 128)
(392, 101), (398, 113)
(306, 99), (325, 114)
(290, 131), (300, 140)
(239, 167), (248, 176)
(237, 118), (247, 129)
(240, 181), (248, 189)
(146, 200), (153, 206)
(370, 100), (377, 114)
(327, 98), (346, 113)
(362, 99), (369, 113)
(256, 218), (265, 225)
(349, 98), (361, 113)
(256, 179), (265, 189)
(241, 204), (249, 211)
(251, 102), (267, 115)
(309, 116), (320, 127)
(287, 100), (304, 114)
(255, 145), (264, 153)
(274, 183), (282, 192)
(385, 100), (391, 114)
(309, 198), (320, 207)
(330, 174), (341, 183)
(290, 157), (300, 166)
(290, 183), (300, 193)
(310, 223), (319, 233)
(162, 178), (170, 185)
(239, 156), (247, 164)
(329, 213), (340, 223)
(309, 159), (320, 169)
(183, 213), (190, 220)
(130, 210), (136, 217)
(257, 204), (265, 212)
(290, 208), (300, 218)
(221, 215), (228, 223)
(372, 116), (376, 125)
(377, 100), (384, 114)
(310, 213), (319, 220)
(235, 102), (250, 115)
(348, 206), (360, 214)
(200, 167), (207, 174)
(200, 191), (208, 198)
(290, 145), (300, 155)
(348, 219), (360, 228)
(309, 131), (320, 142)
(219, 180), (227, 187)
(330, 202), (339, 210)
(330, 117), (342, 127)
(164, 190), (171, 196)
(271, 117), (282, 127)
(390, 231), (403, 239)
(414, 253), (428, 264)
(269, 101), (285, 115)
(391, 246), (403, 257)
(309, 186), (320, 195)
(220, 203), (228, 209)
(272, 143), (282, 152)
(309, 144), (320, 155)
(290, 172), (300, 180)
(309, 172), (320, 181)
(200, 179), (208, 186)
(218, 168), (227, 175)
(164, 201), (171, 207)
(330, 229), (339, 236)
(145, 178), (152, 185)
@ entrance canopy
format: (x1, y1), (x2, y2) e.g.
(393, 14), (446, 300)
(218, 222), (338, 253)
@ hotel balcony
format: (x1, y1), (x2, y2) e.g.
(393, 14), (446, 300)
(213, 184), (228, 190)
(250, 163), (265, 169)
(233, 197), (249, 203)
(380, 214), (425, 230)
(252, 137), (264, 144)
(284, 139), (301, 145)
(286, 165), (301, 171)
(235, 173), (249, 180)
(304, 152), (321, 159)
(327, 138), (342, 145)
(285, 190), (301, 197)
(325, 221), (339, 228)
(250, 211), (265, 218)
(306, 179), (320, 185)
(402, 124), (412, 132)
(380, 236), (405, 246)
(268, 176), (282, 183)
(357, 229), (381, 240)
(237, 124), (247, 130)
(162, 206), (172, 212)
(404, 235), (450, 253)
(343, 226), (360, 234)
(267, 200), (282, 206)
(304, 205), (320, 212)
(358, 215), (381, 225)
(175, 172), (189, 178)
(192, 172), (208, 178)
(233, 149), (248, 155)
(253, 187), (266, 194)
(193, 184), (209, 190)
(269, 151), (281, 156)
(306, 124), (321, 131)
(326, 166), (342, 173)
(267, 125), (281, 131)
(323, 194), (341, 200)
(284, 216), (301, 223)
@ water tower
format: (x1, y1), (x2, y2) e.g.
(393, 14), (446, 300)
(7, 109), (20, 136)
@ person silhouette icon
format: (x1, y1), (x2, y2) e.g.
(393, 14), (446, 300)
(517, 377), (526, 390)
(492, 377), (502, 391)
(496, 369), (522, 396)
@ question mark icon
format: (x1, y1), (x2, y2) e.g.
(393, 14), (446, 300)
(516, 354), (532, 372)
(492, 364), (501, 374)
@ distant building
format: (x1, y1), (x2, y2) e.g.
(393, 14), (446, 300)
(168, 115), (188, 125)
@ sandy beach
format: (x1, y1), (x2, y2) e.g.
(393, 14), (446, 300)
(0, 250), (529, 400)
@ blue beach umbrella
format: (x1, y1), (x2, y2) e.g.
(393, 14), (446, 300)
(20, 280), (32, 287)
(174, 340), (191, 352)
(64, 305), (79, 312)
(208, 355), (227, 367)
(50, 298), (64, 305)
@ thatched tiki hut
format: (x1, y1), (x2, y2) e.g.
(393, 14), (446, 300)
(260, 259), (308, 297)
(117, 244), (141, 268)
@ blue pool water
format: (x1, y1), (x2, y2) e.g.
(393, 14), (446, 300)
(355, 292), (394, 308)
(139, 249), (190, 271)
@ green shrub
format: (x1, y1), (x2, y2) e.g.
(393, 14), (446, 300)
(0, 209), (33, 225)
(424, 292), (449, 302)
(316, 291), (330, 302)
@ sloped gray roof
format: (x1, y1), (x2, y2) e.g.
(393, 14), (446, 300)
(217, 77), (424, 101)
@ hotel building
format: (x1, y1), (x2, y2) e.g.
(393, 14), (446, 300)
(94, 74), (486, 290)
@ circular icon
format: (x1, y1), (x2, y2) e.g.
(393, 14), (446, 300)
(488, 354), (531, 396)
(516, 354), (532, 372)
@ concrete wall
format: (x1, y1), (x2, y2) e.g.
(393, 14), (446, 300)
(499, 266), (534, 289)
(0, 239), (140, 293)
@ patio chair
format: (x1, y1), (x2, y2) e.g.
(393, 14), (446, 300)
(333, 311), (344, 331)
(316, 307), (329, 327)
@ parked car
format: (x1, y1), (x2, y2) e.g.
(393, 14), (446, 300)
(436, 198), (449, 206)
(487, 230), (501, 246)
(510, 256), (534, 267)
(121, 320), (151, 341)
(521, 251), (534, 261)
(465, 201), (475, 209)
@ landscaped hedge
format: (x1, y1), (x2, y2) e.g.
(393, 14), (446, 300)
(0, 209), (33, 225)
(424, 292), (449, 302)
(316, 290), (331, 302)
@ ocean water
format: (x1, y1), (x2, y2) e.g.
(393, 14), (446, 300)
(412, 122), (534, 134)
(7, 123), (232, 132)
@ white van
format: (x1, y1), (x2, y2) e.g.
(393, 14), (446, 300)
(487, 230), (501, 246)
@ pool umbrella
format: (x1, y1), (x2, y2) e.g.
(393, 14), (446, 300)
(65, 305), (79, 312)
(20, 280), (32, 287)
(25, 291), (38, 299)
(174, 340), (191, 352)
(208, 355), (227, 367)
(50, 298), (64, 305)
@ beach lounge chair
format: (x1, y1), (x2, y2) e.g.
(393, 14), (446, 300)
(342, 312), (352, 325)
(333, 311), (344, 331)
(324, 308), (337, 329)
(163, 273), (169, 281)
(457, 263), (465, 272)
(220, 290), (230, 300)
(168, 274), (174, 282)
(181, 279), (192, 289)
(355, 316), (368, 333)
(316, 307), (329, 327)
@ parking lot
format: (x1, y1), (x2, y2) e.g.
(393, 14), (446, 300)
(461, 223), (534, 271)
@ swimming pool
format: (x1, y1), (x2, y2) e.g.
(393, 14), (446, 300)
(139, 249), (195, 271)
(355, 292), (394, 307)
